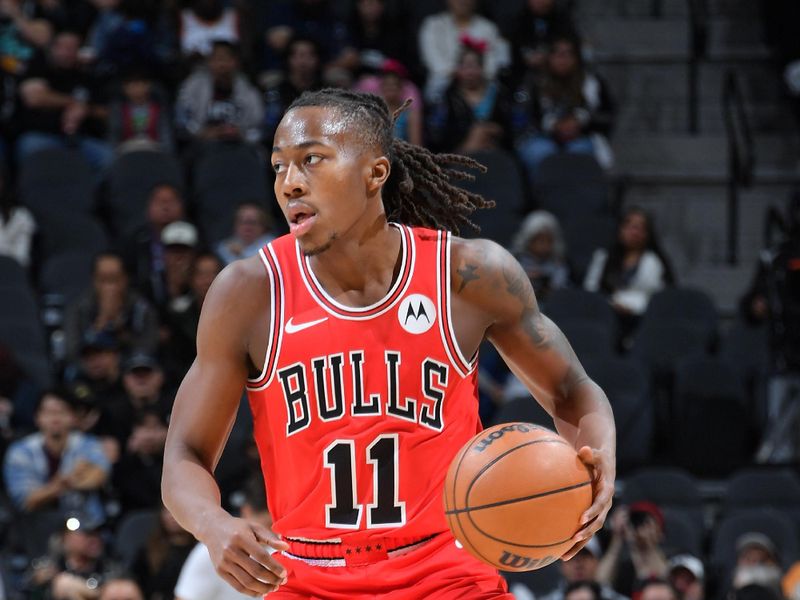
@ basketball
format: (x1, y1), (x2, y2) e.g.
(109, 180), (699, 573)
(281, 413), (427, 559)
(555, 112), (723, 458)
(443, 422), (593, 572)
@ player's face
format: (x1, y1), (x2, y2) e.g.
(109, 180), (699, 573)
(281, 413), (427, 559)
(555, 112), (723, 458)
(271, 106), (385, 256)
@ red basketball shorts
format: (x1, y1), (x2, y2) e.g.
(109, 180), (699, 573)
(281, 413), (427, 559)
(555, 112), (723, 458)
(268, 531), (514, 599)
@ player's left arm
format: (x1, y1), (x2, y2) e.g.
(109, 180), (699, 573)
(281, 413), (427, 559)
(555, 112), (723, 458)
(452, 237), (616, 559)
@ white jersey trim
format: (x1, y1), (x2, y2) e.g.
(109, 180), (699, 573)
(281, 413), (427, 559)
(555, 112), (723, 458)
(246, 244), (285, 390)
(296, 223), (416, 321)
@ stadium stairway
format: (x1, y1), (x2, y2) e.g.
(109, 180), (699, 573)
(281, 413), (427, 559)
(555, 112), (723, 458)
(576, 0), (800, 314)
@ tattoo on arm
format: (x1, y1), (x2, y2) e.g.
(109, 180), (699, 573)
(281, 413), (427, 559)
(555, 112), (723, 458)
(457, 263), (480, 292)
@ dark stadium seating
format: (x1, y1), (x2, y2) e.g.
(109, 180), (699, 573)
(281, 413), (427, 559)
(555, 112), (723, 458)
(192, 143), (269, 243)
(106, 150), (184, 237)
(0, 256), (27, 287)
(113, 509), (159, 569)
(458, 149), (527, 247)
(19, 148), (95, 217)
(562, 213), (617, 282)
(622, 467), (704, 530)
(38, 251), (95, 307)
(721, 468), (800, 530)
(491, 396), (555, 430)
(534, 153), (611, 222)
(672, 356), (755, 477)
(711, 509), (799, 573)
(36, 215), (109, 260)
(583, 356), (653, 470)
(542, 288), (617, 333)
(641, 287), (719, 344)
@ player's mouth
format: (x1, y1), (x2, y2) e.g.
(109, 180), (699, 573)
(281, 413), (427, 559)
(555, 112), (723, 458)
(288, 204), (318, 237)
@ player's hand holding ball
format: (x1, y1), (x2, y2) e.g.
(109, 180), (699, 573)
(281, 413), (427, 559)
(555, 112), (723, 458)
(444, 423), (614, 571)
(200, 512), (289, 596)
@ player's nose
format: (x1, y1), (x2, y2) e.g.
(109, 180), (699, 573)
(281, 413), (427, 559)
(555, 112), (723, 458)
(281, 162), (307, 199)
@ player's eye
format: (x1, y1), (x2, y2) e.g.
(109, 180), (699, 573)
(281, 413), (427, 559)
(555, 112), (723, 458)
(272, 162), (284, 173)
(305, 154), (322, 165)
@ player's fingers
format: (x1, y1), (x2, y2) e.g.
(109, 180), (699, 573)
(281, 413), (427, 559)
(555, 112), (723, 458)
(236, 538), (288, 585)
(577, 446), (598, 467)
(579, 478), (613, 526)
(252, 523), (290, 552)
(561, 536), (591, 561)
(225, 562), (280, 596)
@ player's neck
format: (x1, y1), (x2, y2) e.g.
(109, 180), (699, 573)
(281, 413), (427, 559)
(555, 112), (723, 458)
(308, 215), (402, 307)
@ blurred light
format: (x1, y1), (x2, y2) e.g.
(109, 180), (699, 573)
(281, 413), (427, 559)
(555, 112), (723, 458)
(66, 517), (80, 531)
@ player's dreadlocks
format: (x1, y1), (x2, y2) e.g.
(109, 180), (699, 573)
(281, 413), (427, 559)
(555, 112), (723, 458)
(287, 88), (494, 234)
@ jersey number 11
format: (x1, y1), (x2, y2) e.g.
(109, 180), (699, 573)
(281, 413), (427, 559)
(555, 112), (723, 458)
(324, 434), (407, 529)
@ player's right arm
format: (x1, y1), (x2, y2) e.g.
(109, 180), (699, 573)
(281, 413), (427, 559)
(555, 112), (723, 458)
(162, 257), (288, 596)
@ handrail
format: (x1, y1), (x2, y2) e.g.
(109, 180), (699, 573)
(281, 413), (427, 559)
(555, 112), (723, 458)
(686, 0), (709, 134)
(721, 70), (756, 265)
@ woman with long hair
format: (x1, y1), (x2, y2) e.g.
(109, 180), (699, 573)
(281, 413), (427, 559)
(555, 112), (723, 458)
(584, 206), (675, 344)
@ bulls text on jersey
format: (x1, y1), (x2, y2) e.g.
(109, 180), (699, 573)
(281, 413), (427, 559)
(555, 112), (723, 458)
(276, 350), (450, 436)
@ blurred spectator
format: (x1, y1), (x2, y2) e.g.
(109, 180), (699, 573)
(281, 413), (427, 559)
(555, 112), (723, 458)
(516, 33), (615, 176)
(64, 252), (159, 363)
(107, 66), (173, 152)
(88, 0), (173, 78)
(0, 0), (55, 77)
(215, 202), (274, 265)
(99, 577), (145, 600)
(584, 207), (674, 346)
(158, 221), (198, 313)
(163, 252), (221, 379)
(353, 58), (423, 146)
(67, 332), (126, 418)
(348, 0), (414, 78)
(427, 40), (513, 153)
(130, 505), (194, 600)
(732, 533), (784, 595)
(507, 0), (577, 79)
(175, 40), (263, 146)
(87, 350), (171, 466)
(262, 35), (322, 145)
(565, 581), (603, 600)
(3, 389), (110, 525)
(0, 163), (35, 267)
(597, 503), (670, 598)
(510, 210), (569, 301)
(261, 0), (356, 81)
(418, 0), (511, 102)
(112, 406), (166, 512)
(48, 516), (118, 600)
(16, 29), (113, 170)
(667, 555), (705, 600)
(122, 182), (185, 302)
(174, 473), (271, 600)
(637, 579), (679, 600)
(539, 538), (629, 600)
(179, 0), (240, 61)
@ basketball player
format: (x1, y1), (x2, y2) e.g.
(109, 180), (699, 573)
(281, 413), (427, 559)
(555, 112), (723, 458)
(162, 89), (616, 599)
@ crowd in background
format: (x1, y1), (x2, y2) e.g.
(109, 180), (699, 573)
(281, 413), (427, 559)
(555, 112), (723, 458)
(0, 0), (796, 599)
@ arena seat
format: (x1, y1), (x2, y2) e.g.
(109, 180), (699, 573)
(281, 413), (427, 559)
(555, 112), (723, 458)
(37, 215), (109, 260)
(18, 148), (95, 216)
(632, 321), (710, 375)
(0, 284), (40, 324)
(721, 468), (800, 530)
(711, 509), (799, 574)
(557, 320), (615, 361)
(622, 467), (704, 530)
(38, 251), (95, 307)
(672, 356), (755, 477)
(0, 256), (27, 287)
(641, 288), (719, 343)
(720, 320), (769, 427)
(192, 143), (268, 244)
(662, 507), (704, 556)
(105, 150), (183, 237)
(534, 153), (611, 222)
(543, 288), (616, 333)
(458, 149), (527, 247)
(583, 356), (653, 471)
(561, 213), (616, 282)
(491, 396), (554, 430)
(113, 509), (159, 569)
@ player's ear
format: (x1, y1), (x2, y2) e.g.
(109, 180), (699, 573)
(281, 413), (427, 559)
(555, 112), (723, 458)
(367, 155), (391, 194)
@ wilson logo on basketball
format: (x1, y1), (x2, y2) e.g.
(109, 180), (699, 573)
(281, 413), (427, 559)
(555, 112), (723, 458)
(473, 422), (539, 453)
(499, 551), (558, 571)
(397, 294), (436, 334)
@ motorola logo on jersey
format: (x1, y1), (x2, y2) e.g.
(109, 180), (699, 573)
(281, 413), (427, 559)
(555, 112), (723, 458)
(397, 294), (436, 334)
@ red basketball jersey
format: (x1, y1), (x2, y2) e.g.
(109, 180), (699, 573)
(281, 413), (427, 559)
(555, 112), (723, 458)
(246, 224), (482, 542)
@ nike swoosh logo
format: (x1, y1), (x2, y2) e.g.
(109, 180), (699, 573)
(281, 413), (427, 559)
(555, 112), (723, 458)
(285, 316), (328, 334)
